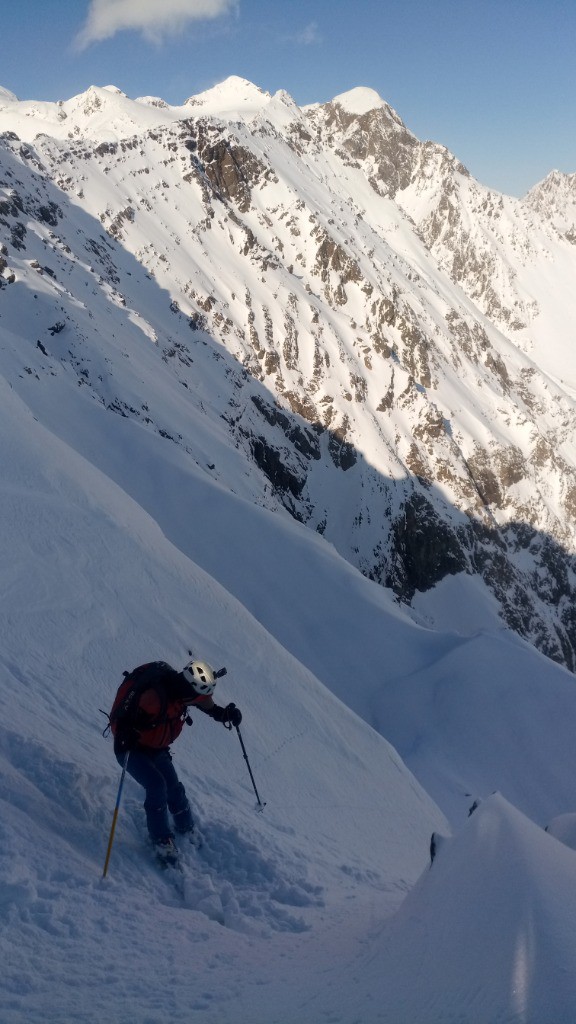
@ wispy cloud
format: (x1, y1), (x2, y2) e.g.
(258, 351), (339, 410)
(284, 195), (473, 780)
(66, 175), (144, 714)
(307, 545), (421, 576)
(280, 20), (319, 47)
(293, 22), (319, 46)
(75, 0), (238, 50)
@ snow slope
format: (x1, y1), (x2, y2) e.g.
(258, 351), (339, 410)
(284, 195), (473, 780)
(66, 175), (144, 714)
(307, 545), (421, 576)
(0, 358), (445, 1022)
(4, 272), (576, 1022)
(3, 76), (576, 1023)
(310, 794), (576, 1024)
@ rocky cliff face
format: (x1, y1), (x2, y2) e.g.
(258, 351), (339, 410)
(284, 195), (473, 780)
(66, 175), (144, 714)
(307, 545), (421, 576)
(2, 78), (576, 667)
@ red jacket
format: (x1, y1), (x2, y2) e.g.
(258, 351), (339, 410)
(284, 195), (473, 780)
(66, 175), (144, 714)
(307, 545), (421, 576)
(135, 686), (215, 749)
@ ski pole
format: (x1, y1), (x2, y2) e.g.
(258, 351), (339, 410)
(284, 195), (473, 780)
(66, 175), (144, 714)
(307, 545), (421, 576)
(102, 751), (130, 878)
(235, 725), (266, 811)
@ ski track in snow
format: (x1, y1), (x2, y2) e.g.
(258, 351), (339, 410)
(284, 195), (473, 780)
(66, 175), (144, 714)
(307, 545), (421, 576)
(0, 730), (401, 1024)
(5, 722), (576, 1023)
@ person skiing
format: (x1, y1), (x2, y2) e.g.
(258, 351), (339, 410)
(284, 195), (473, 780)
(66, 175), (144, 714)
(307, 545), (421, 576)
(108, 657), (242, 865)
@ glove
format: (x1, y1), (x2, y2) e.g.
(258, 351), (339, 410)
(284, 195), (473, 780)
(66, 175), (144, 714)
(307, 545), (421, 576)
(223, 703), (242, 728)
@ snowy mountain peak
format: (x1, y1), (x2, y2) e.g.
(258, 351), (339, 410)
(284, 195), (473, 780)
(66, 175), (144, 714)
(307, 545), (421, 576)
(100, 84), (127, 97)
(0, 83), (173, 142)
(134, 94), (170, 109)
(525, 168), (576, 203)
(0, 85), (18, 103)
(185, 75), (272, 115)
(523, 167), (576, 235)
(331, 85), (390, 115)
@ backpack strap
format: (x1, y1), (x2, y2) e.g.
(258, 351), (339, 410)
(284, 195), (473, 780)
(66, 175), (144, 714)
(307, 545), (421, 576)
(100, 709), (112, 737)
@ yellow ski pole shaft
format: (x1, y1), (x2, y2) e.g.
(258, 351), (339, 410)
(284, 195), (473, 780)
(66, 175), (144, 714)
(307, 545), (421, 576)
(102, 752), (130, 878)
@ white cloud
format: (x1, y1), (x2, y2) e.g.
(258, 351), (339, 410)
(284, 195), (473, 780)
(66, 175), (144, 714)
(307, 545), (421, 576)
(75, 0), (238, 50)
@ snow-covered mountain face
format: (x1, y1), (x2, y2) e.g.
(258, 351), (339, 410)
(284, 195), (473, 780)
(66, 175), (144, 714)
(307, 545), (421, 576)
(2, 77), (576, 669)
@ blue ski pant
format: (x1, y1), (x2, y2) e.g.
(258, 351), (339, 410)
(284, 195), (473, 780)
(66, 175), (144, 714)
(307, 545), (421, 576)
(116, 747), (193, 842)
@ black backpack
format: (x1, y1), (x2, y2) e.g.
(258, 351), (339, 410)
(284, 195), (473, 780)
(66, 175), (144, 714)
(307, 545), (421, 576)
(104, 661), (179, 738)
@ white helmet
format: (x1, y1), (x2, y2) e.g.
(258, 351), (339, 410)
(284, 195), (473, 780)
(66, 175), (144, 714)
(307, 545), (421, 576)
(182, 659), (216, 695)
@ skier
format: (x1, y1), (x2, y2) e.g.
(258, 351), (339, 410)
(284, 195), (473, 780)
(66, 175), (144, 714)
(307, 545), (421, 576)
(109, 658), (242, 865)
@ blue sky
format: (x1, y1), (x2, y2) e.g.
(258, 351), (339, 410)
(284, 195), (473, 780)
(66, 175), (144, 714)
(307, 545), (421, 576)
(1, 0), (575, 196)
